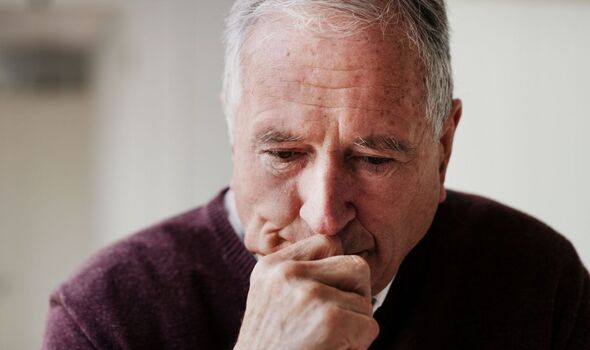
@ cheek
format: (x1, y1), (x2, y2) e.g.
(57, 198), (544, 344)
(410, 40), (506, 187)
(395, 159), (441, 247)
(359, 156), (441, 252)
(232, 148), (301, 229)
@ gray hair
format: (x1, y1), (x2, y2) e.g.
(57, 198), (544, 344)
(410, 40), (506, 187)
(222, 0), (453, 141)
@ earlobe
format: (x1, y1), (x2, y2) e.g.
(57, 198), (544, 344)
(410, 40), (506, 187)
(439, 186), (447, 203)
(438, 99), (462, 203)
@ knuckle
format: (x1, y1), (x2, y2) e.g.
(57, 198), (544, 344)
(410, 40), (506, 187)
(276, 260), (302, 280)
(321, 304), (342, 327)
(293, 282), (323, 307)
(354, 293), (374, 315)
(302, 282), (323, 301)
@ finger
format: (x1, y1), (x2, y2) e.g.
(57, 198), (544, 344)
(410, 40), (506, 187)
(300, 255), (372, 299)
(267, 234), (344, 262)
(321, 308), (379, 350)
(342, 310), (380, 350)
(298, 281), (373, 317)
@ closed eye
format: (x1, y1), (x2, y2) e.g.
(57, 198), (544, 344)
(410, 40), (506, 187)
(360, 156), (393, 165)
(260, 149), (307, 173)
(266, 150), (302, 161)
(353, 155), (399, 175)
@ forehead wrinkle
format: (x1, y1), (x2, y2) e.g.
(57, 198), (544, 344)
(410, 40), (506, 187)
(272, 96), (402, 114)
(278, 78), (403, 91)
(297, 65), (368, 72)
(274, 61), (401, 88)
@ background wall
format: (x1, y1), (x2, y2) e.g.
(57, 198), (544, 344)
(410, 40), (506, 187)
(446, 1), (590, 268)
(0, 0), (588, 349)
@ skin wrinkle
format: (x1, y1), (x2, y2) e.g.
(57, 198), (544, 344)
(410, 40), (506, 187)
(247, 47), (422, 113)
(268, 97), (404, 112)
(296, 65), (375, 72)
(277, 79), (402, 91)
(247, 98), (421, 155)
(243, 39), (424, 121)
(258, 80), (412, 111)
(240, 103), (397, 139)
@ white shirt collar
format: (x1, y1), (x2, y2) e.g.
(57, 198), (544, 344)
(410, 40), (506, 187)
(224, 189), (245, 241)
(371, 278), (393, 313)
(223, 189), (394, 314)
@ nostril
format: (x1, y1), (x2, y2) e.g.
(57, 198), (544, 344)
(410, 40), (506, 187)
(300, 200), (356, 237)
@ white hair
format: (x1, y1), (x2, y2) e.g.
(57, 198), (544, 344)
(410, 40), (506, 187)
(222, 0), (453, 141)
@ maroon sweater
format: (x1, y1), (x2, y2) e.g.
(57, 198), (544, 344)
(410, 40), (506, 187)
(42, 190), (590, 349)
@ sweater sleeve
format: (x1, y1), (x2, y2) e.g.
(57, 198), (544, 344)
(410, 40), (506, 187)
(552, 256), (590, 350)
(42, 297), (96, 350)
(565, 266), (590, 350)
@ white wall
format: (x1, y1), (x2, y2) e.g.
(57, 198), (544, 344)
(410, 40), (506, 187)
(446, 0), (590, 266)
(0, 2), (236, 348)
(91, 0), (233, 246)
(0, 91), (93, 350)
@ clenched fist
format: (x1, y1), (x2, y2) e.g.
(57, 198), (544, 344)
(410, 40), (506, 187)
(234, 235), (379, 350)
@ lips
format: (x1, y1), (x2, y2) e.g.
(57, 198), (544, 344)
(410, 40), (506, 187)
(339, 226), (375, 256)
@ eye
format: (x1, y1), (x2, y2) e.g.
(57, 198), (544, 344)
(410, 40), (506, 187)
(260, 149), (306, 173)
(361, 156), (392, 165)
(267, 150), (301, 161)
(353, 155), (398, 175)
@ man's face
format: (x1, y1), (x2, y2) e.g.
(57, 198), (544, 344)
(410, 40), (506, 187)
(231, 20), (458, 295)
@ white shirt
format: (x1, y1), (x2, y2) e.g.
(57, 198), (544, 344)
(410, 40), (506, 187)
(224, 190), (394, 314)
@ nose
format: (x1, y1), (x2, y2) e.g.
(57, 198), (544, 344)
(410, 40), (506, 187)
(299, 155), (356, 236)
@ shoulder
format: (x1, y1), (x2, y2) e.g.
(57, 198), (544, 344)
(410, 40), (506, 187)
(51, 205), (211, 315)
(47, 190), (247, 346)
(57, 197), (225, 300)
(424, 189), (586, 294)
(428, 190), (590, 346)
(435, 190), (577, 262)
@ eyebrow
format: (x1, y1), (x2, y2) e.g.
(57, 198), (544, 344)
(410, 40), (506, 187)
(254, 130), (304, 146)
(353, 135), (416, 154)
(253, 130), (416, 154)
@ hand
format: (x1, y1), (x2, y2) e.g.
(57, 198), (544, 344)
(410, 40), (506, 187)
(234, 235), (379, 350)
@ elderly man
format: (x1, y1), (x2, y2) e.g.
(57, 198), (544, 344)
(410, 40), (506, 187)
(43, 0), (589, 349)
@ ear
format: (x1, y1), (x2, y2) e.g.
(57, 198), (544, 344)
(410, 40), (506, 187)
(438, 99), (462, 203)
(229, 138), (236, 190)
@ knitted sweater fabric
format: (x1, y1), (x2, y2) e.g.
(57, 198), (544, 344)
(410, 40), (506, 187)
(42, 189), (590, 349)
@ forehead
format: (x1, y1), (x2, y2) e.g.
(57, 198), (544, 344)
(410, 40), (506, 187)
(244, 17), (423, 81)
(238, 16), (427, 140)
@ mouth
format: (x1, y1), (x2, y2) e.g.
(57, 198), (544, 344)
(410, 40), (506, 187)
(342, 233), (375, 257)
